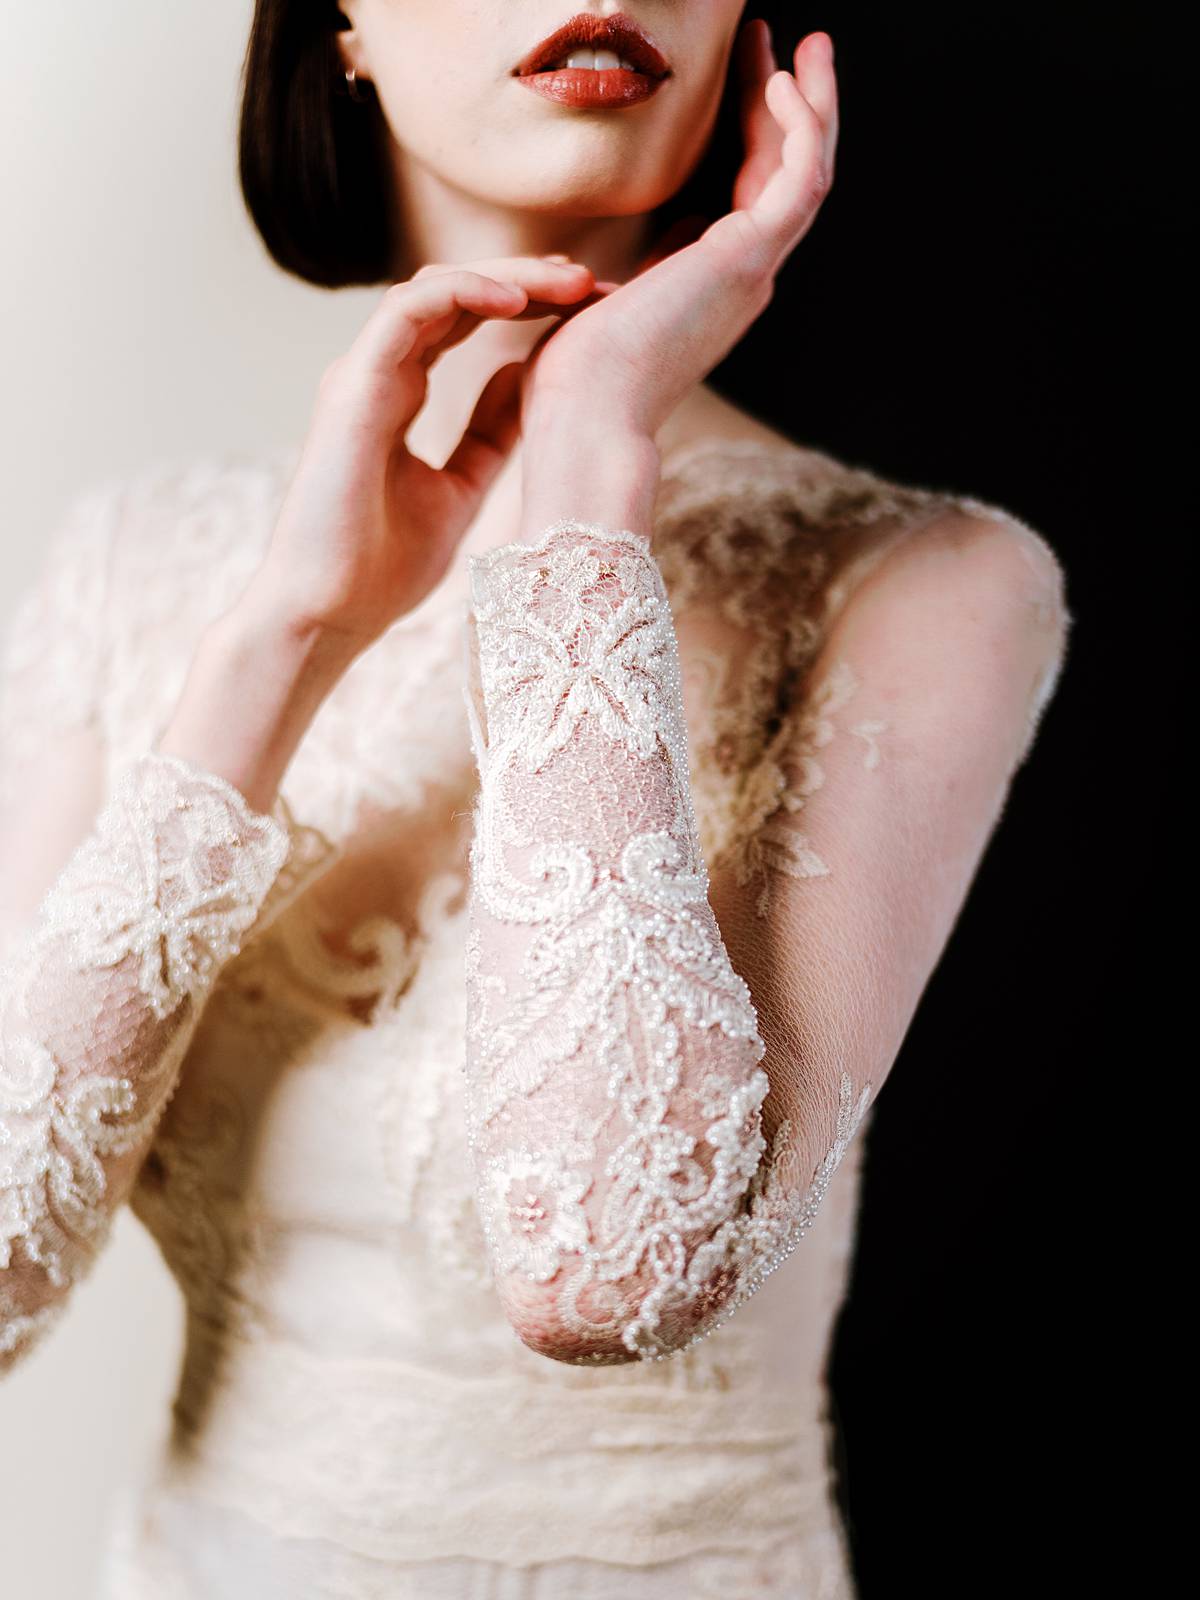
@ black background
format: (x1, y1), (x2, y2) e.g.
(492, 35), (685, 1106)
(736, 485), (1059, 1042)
(709, 7), (1175, 1594)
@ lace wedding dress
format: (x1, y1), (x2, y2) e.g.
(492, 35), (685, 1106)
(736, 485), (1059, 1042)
(0, 433), (1069, 1598)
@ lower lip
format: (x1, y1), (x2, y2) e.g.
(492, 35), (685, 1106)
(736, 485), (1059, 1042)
(515, 67), (665, 109)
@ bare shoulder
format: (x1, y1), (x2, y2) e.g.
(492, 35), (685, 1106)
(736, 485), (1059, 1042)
(659, 388), (1073, 762)
(664, 384), (1071, 627)
(837, 471), (1073, 662)
(818, 484), (1074, 775)
(102, 443), (300, 611)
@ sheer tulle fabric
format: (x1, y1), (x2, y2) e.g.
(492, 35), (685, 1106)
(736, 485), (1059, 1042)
(0, 440), (1069, 1597)
(462, 521), (870, 1365)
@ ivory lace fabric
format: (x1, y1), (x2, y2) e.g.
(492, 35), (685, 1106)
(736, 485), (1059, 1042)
(0, 435), (1070, 1598)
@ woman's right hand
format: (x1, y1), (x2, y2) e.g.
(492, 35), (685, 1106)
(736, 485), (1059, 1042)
(243, 255), (598, 653)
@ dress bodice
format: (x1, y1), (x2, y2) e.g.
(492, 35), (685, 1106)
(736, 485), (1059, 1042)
(62, 428), (1014, 1591)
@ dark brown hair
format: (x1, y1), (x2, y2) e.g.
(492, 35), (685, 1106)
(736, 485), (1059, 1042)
(238, 2), (800, 290)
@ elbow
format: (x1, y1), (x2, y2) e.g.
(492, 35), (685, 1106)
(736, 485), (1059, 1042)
(499, 1273), (736, 1367)
(499, 1284), (636, 1366)
(495, 1211), (760, 1367)
(484, 1055), (775, 1365)
(0, 1272), (71, 1378)
(0, 1191), (120, 1380)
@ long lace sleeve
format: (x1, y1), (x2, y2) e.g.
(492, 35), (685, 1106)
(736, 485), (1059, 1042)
(0, 488), (321, 1374)
(462, 518), (772, 1365)
(462, 504), (1071, 1368)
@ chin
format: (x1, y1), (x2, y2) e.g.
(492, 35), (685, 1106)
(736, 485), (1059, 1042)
(506, 183), (673, 219)
(482, 146), (679, 217)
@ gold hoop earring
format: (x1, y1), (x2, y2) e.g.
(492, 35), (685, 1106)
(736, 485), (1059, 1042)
(344, 66), (367, 102)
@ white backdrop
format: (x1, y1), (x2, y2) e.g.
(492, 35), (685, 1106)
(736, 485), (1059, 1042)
(0, 5), (378, 1595)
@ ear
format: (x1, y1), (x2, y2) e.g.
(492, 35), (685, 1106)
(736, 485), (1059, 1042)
(333, 3), (369, 79)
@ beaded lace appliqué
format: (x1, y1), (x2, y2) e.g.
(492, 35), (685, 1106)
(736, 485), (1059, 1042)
(1, 749), (298, 1369)
(462, 520), (873, 1364)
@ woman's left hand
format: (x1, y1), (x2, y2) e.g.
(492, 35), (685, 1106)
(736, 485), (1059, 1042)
(519, 21), (839, 459)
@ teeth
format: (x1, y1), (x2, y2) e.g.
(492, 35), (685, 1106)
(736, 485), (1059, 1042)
(554, 48), (638, 71)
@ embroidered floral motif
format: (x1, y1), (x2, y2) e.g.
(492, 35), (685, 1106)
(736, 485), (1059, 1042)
(0, 749), (309, 1367)
(850, 717), (888, 769)
(36, 752), (289, 1018)
(487, 1148), (592, 1281)
(1, 441), (1068, 1590)
(463, 521), (881, 1363)
(723, 658), (885, 918)
(0, 1024), (172, 1285)
(470, 526), (679, 771)
(651, 1070), (877, 1355)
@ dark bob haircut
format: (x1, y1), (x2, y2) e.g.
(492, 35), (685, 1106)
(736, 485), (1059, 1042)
(238, 1), (803, 290)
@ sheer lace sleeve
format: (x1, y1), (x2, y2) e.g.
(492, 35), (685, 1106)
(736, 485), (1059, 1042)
(462, 518), (771, 1365)
(0, 484), (115, 819)
(0, 487), (324, 1374)
(462, 506), (1072, 1367)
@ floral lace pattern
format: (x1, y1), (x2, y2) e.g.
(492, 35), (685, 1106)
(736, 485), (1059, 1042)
(463, 519), (881, 1364)
(0, 749), (313, 1370)
(723, 658), (886, 918)
(0, 438), (1070, 1594)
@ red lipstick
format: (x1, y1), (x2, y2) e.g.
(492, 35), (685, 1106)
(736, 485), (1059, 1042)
(512, 12), (672, 110)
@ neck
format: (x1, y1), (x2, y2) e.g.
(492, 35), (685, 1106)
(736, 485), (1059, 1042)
(387, 146), (656, 469)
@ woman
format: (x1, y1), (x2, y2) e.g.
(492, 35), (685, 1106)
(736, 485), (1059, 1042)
(0, 2), (1071, 1595)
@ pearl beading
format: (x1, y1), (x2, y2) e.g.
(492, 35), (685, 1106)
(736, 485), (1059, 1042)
(460, 520), (871, 1364)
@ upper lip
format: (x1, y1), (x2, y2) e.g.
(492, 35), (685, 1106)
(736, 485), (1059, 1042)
(513, 13), (672, 78)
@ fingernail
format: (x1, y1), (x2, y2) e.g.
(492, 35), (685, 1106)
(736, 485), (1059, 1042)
(544, 253), (572, 263)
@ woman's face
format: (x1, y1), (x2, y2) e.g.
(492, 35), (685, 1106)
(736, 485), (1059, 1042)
(336, 2), (749, 219)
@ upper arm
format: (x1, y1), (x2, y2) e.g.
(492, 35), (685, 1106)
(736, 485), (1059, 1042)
(848, 506), (1072, 781)
(0, 481), (119, 957)
(457, 499), (1073, 1362)
(708, 509), (1072, 1169)
(0, 729), (106, 960)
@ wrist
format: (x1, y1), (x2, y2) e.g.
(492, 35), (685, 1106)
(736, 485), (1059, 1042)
(519, 423), (660, 543)
(224, 579), (366, 686)
(155, 593), (356, 814)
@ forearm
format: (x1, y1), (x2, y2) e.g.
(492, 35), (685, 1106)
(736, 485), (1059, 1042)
(1, 592), (344, 1373)
(463, 481), (769, 1366)
(517, 416), (661, 542)
(154, 581), (360, 816)
(0, 745), (307, 1371)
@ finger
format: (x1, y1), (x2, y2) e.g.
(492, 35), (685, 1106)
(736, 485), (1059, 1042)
(351, 262), (595, 379)
(750, 70), (828, 240)
(414, 287), (593, 371)
(350, 272), (528, 382)
(794, 32), (836, 129)
(424, 281), (622, 380)
(441, 359), (525, 492)
(738, 19), (780, 158)
(407, 261), (599, 366)
(413, 256), (592, 297)
(414, 305), (490, 368)
(794, 32), (839, 178)
(412, 257), (595, 330)
(732, 19), (784, 213)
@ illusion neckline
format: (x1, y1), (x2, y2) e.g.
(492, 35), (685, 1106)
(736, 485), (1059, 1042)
(369, 431), (816, 632)
(262, 429), (827, 656)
